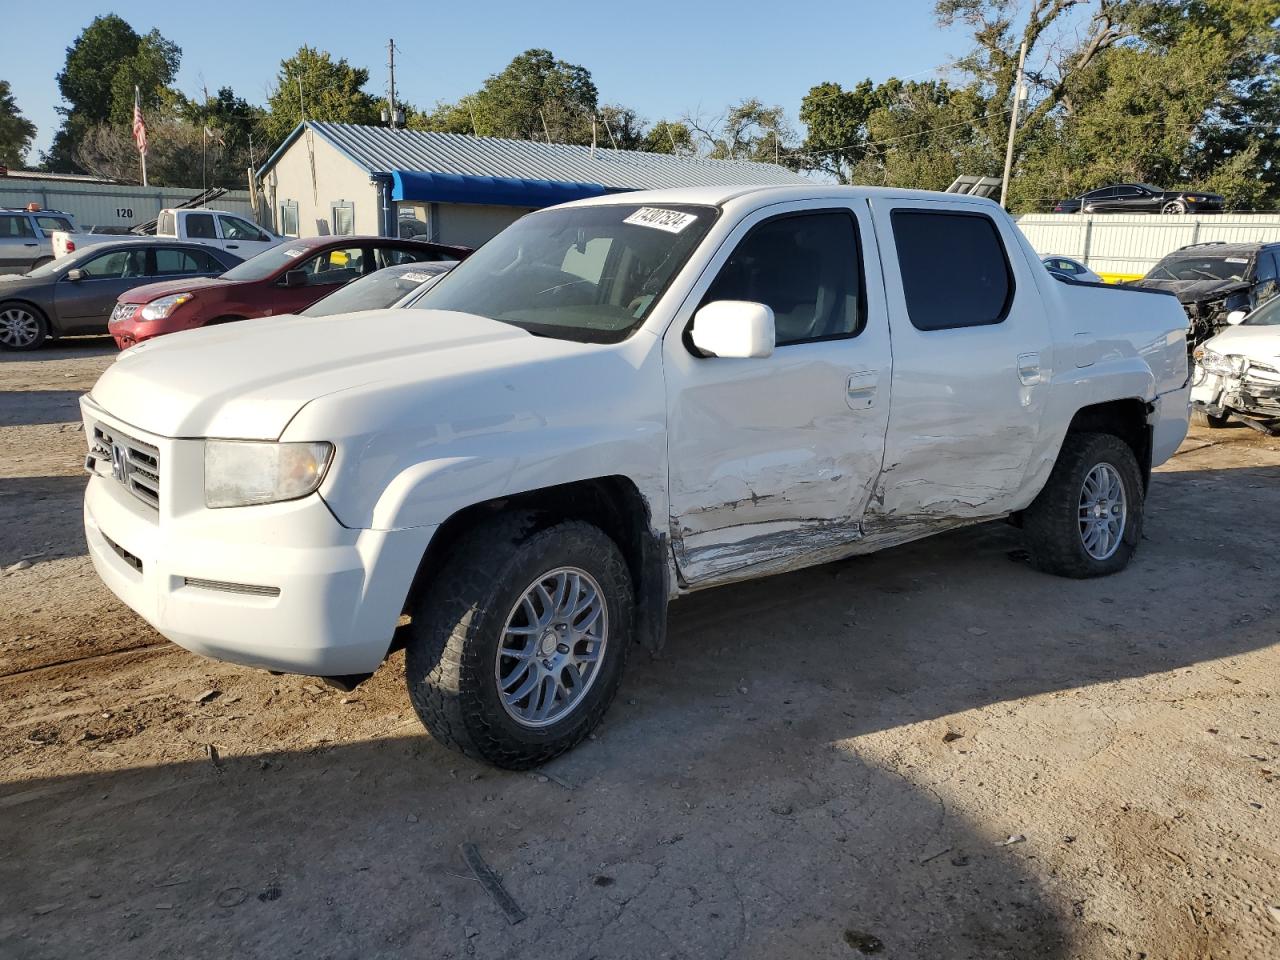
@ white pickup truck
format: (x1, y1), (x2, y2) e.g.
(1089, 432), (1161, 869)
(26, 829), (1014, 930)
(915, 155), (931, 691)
(81, 185), (1190, 768)
(53, 208), (281, 260)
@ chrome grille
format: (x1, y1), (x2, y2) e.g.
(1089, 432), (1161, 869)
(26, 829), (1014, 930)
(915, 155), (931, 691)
(86, 423), (161, 509)
(108, 303), (136, 324)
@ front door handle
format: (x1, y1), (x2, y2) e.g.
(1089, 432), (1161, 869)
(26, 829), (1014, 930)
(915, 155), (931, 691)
(847, 371), (879, 410)
(1017, 352), (1042, 386)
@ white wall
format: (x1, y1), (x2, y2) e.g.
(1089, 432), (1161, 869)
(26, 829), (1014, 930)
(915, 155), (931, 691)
(0, 178), (256, 230)
(1015, 213), (1280, 278)
(260, 132), (380, 238)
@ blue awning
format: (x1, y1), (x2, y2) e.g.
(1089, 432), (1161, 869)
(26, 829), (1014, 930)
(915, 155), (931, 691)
(391, 170), (617, 208)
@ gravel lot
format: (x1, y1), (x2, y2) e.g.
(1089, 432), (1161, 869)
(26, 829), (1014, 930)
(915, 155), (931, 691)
(2, 339), (1278, 959)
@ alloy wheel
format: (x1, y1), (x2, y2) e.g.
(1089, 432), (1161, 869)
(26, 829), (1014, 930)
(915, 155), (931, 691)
(495, 566), (608, 728)
(1078, 462), (1127, 560)
(0, 306), (40, 348)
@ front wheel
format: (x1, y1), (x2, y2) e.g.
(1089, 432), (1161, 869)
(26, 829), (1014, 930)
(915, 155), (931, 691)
(1162, 200), (1188, 214)
(0, 302), (50, 351)
(405, 514), (633, 769)
(1022, 432), (1145, 578)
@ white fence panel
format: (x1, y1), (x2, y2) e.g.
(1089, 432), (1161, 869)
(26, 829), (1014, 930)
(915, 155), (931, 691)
(1015, 213), (1280, 278)
(0, 178), (257, 230)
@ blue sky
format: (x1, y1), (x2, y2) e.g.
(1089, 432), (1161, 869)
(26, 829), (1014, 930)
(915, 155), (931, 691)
(7, 0), (971, 162)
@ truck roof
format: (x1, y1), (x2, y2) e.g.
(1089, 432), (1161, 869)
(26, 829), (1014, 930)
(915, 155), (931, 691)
(562, 183), (1004, 211)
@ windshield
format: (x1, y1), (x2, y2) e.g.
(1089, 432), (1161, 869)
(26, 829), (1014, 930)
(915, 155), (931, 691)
(1146, 254), (1251, 282)
(1243, 297), (1280, 326)
(301, 262), (456, 316)
(413, 203), (717, 343)
(220, 242), (317, 282)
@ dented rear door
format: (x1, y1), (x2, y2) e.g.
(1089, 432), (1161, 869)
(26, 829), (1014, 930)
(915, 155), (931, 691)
(662, 199), (893, 587)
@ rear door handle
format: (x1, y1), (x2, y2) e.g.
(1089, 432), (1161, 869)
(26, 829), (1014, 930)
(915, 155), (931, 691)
(847, 371), (879, 410)
(23, 242), (37, 247)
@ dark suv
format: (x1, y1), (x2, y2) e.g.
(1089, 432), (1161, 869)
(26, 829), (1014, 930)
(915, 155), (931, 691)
(1053, 184), (1224, 215)
(1129, 241), (1280, 346)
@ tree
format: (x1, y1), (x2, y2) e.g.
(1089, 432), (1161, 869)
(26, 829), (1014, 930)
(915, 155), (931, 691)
(180, 87), (264, 188)
(44, 15), (181, 172)
(685, 99), (796, 163)
(418, 49), (599, 142)
(262, 46), (380, 149)
(0, 80), (36, 167)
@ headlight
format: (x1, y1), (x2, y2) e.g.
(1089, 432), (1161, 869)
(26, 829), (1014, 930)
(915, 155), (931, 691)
(140, 292), (194, 321)
(204, 440), (333, 508)
(1195, 348), (1248, 378)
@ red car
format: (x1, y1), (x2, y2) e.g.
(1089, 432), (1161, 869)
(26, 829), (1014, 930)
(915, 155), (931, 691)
(108, 235), (470, 348)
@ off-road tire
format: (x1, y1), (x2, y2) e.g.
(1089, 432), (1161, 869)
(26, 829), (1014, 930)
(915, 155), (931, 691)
(405, 514), (633, 769)
(1191, 408), (1230, 429)
(1022, 432), (1145, 578)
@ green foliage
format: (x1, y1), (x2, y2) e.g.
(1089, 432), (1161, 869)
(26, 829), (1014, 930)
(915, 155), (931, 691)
(262, 46), (380, 148)
(793, 0), (1280, 210)
(416, 49), (598, 142)
(687, 99), (795, 163)
(44, 14), (182, 172)
(0, 80), (37, 167)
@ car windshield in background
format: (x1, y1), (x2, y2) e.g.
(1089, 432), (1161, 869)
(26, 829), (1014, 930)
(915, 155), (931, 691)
(301, 262), (455, 317)
(1243, 297), (1280, 326)
(413, 204), (718, 343)
(1147, 255), (1250, 282)
(219, 243), (316, 282)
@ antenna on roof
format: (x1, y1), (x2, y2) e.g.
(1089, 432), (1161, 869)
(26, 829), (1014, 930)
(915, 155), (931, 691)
(590, 117), (597, 159)
(539, 109), (552, 144)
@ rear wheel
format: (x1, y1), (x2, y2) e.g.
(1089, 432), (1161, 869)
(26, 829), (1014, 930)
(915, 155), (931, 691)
(1162, 200), (1188, 214)
(405, 514), (633, 769)
(1022, 432), (1145, 578)
(0, 302), (49, 351)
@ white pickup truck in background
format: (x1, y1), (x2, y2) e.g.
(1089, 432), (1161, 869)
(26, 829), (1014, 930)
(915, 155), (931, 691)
(53, 207), (281, 260)
(80, 185), (1191, 768)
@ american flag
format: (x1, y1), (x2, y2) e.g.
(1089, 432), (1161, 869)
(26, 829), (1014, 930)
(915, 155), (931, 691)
(132, 87), (147, 156)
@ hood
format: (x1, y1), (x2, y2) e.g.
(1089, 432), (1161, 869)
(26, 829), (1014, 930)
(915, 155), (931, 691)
(118, 275), (230, 304)
(0, 273), (40, 287)
(1202, 324), (1280, 363)
(1130, 277), (1250, 304)
(89, 309), (587, 439)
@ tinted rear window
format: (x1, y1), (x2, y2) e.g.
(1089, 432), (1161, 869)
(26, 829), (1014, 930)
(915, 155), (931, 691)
(891, 210), (1013, 331)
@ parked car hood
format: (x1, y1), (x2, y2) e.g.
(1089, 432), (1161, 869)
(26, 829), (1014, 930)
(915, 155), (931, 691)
(1129, 278), (1251, 303)
(1202, 324), (1280, 364)
(88, 309), (587, 439)
(118, 275), (232, 303)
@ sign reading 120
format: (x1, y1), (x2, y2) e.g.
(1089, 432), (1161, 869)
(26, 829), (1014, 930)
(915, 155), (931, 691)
(115, 208), (134, 219)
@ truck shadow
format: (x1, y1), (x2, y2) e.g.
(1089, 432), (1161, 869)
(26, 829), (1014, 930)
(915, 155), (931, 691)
(0, 390), (86, 427)
(0, 475), (87, 567)
(4, 460), (1279, 956)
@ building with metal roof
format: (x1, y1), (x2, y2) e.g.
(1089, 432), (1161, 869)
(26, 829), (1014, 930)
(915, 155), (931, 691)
(255, 121), (810, 247)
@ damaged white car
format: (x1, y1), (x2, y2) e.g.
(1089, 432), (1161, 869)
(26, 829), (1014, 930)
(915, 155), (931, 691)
(1191, 297), (1280, 434)
(81, 186), (1191, 768)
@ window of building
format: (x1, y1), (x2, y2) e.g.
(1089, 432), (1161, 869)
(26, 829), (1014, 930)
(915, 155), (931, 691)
(701, 210), (865, 346)
(890, 210), (1013, 331)
(331, 201), (355, 236)
(279, 201), (299, 238)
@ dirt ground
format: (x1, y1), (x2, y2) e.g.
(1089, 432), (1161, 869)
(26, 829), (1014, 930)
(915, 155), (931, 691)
(1, 339), (1278, 960)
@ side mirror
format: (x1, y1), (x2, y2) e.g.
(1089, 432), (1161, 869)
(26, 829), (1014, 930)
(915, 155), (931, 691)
(1226, 309), (1248, 325)
(65, 268), (83, 282)
(283, 269), (307, 288)
(690, 300), (775, 359)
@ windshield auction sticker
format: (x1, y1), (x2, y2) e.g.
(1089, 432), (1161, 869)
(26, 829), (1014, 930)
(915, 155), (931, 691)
(624, 207), (699, 233)
(282, 247), (306, 258)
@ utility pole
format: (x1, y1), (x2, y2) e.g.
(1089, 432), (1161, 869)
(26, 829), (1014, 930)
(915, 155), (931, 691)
(999, 38), (1028, 211)
(386, 39), (399, 130)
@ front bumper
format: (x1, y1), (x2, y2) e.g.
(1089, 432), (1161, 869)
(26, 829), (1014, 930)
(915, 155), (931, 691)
(1191, 364), (1280, 421)
(82, 401), (434, 676)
